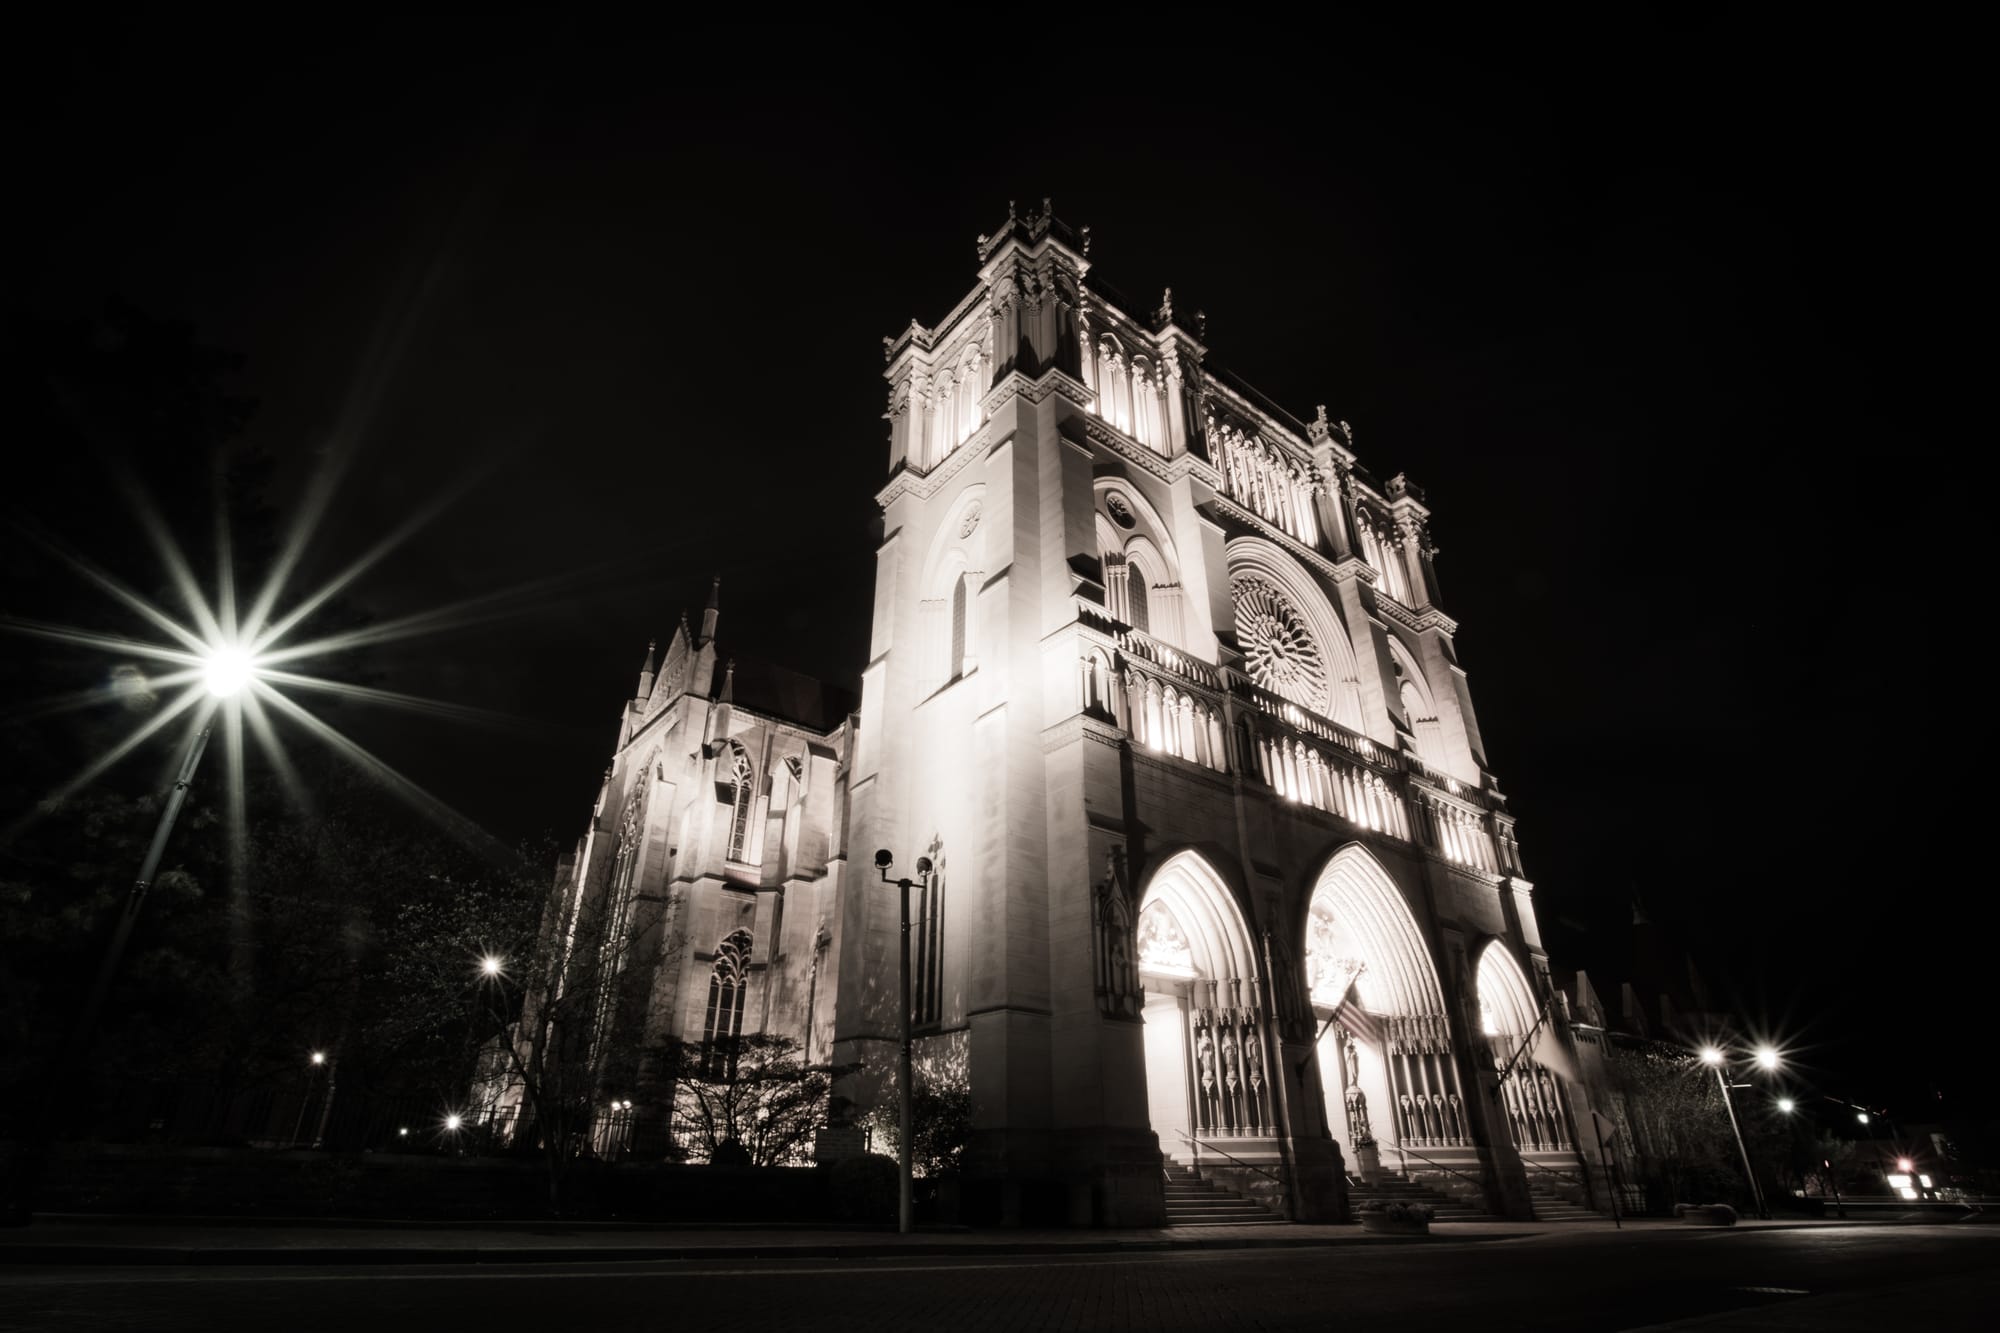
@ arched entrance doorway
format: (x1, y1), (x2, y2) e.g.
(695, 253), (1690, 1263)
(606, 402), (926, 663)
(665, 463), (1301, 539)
(1136, 852), (1273, 1165)
(1304, 847), (1471, 1172)
(1474, 941), (1574, 1155)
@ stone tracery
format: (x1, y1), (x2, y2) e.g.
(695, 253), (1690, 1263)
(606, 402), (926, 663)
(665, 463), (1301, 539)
(1232, 576), (1329, 715)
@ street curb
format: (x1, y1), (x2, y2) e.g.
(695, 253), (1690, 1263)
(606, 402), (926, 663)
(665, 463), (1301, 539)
(0, 1231), (1528, 1267)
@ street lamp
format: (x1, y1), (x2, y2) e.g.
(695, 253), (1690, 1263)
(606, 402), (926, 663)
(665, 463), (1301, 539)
(481, 955), (504, 978)
(290, 1050), (328, 1147)
(1698, 1044), (1770, 1220)
(63, 643), (263, 1093)
(1777, 1097), (1796, 1114)
(1754, 1046), (1780, 1071)
(875, 847), (934, 1237)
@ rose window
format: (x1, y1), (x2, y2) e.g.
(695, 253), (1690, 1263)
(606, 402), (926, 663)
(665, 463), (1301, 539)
(1233, 577), (1329, 714)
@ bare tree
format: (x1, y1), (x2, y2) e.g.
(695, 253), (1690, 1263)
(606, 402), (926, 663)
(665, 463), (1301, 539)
(664, 1034), (845, 1168)
(390, 854), (678, 1212)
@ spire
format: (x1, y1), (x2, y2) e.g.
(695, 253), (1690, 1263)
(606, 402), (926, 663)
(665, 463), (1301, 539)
(636, 639), (657, 701)
(699, 576), (721, 645)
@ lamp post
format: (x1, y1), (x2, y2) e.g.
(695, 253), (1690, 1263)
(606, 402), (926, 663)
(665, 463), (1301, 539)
(69, 646), (259, 1076)
(3, 646), (258, 1223)
(1700, 1045), (1770, 1220)
(290, 1051), (327, 1147)
(875, 847), (933, 1236)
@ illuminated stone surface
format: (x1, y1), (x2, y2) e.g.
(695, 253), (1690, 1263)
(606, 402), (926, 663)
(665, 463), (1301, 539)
(529, 205), (1579, 1225)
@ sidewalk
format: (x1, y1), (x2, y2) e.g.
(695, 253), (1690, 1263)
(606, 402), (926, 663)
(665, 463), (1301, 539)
(0, 1214), (1870, 1267)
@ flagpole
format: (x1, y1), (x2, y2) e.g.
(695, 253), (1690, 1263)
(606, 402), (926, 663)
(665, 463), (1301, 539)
(1495, 994), (1553, 1087)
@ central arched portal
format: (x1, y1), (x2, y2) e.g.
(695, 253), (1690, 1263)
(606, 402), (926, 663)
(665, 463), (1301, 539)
(1136, 852), (1275, 1165)
(1304, 847), (1472, 1171)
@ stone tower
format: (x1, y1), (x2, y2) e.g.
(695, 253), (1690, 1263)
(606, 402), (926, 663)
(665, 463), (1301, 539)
(835, 203), (1578, 1226)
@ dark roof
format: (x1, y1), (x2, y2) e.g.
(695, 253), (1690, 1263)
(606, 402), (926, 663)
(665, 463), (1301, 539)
(707, 649), (858, 735)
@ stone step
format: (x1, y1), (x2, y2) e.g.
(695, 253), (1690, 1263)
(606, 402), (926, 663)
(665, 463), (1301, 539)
(1162, 1157), (1273, 1226)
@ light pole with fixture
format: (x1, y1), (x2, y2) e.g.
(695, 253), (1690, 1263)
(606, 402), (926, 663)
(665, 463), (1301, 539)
(68, 645), (262, 1075)
(1699, 1045), (1771, 1219)
(290, 1051), (328, 1147)
(875, 847), (933, 1236)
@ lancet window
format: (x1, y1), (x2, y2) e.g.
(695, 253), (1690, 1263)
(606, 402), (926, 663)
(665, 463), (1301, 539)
(1092, 335), (1132, 436)
(589, 771), (651, 1061)
(1096, 484), (1187, 649)
(922, 344), (986, 469)
(1209, 414), (1320, 546)
(1355, 511), (1413, 604)
(725, 744), (755, 863)
(915, 838), (946, 1026)
(700, 929), (754, 1077)
(1390, 646), (1451, 774)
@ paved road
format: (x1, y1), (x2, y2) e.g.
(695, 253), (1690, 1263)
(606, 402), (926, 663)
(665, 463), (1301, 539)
(1, 1225), (1991, 1331)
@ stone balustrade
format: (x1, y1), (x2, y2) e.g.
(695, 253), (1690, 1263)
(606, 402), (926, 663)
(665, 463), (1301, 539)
(1073, 613), (1512, 877)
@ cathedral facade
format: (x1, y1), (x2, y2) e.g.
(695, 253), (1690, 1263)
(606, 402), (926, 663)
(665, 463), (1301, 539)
(553, 203), (1581, 1226)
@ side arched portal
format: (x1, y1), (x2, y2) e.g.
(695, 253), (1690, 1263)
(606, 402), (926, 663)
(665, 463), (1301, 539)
(1475, 941), (1574, 1153)
(1135, 851), (1274, 1162)
(1304, 846), (1470, 1168)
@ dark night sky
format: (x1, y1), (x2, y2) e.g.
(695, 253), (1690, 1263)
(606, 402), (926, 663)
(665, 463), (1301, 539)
(10, 17), (1981, 1110)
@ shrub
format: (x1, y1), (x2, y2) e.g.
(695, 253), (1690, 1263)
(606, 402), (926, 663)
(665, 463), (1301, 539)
(1359, 1199), (1433, 1223)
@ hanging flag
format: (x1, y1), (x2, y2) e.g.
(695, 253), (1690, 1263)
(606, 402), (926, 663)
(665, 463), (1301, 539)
(1330, 978), (1384, 1048)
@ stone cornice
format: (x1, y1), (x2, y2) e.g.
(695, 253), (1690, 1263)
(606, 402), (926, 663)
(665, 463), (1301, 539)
(1040, 712), (1125, 755)
(1201, 493), (1345, 584)
(877, 421), (1006, 508)
(1378, 597), (1458, 636)
(1082, 415), (1219, 490)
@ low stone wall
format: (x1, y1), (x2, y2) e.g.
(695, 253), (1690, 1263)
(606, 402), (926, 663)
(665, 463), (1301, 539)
(25, 1143), (854, 1222)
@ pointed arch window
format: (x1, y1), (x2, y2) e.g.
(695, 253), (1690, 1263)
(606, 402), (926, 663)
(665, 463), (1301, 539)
(949, 574), (969, 680)
(726, 746), (755, 863)
(701, 929), (754, 1078)
(1126, 572), (1150, 635)
(915, 839), (946, 1026)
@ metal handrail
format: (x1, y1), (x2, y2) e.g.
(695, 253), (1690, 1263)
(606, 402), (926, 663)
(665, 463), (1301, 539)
(1395, 1145), (1487, 1197)
(1522, 1158), (1586, 1190)
(1178, 1130), (1284, 1187)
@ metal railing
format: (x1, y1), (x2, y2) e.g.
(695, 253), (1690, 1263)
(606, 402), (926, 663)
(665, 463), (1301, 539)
(1395, 1144), (1487, 1198)
(1522, 1159), (1587, 1191)
(1176, 1130), (1284, 1188)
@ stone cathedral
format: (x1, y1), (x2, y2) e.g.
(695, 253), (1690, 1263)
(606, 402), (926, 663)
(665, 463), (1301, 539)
(546, 203), (1583, 1227)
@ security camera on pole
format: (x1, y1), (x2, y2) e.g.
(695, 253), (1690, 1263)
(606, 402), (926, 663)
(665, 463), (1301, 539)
(875, 847), (932, 1236)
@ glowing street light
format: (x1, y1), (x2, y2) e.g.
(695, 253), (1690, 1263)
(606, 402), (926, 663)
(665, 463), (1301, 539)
(444, 1114), (463, 1132)
(310, 1051), (326, 1066)
(1856, 1112), (1870, 1125)
(481, 955), (504, 978)
(1754, 1046), (1781, 1071)
(1777, 1097), (1796, 1113)
(1695, 1044), (1769, 1220)
(201, 643), (260, 698)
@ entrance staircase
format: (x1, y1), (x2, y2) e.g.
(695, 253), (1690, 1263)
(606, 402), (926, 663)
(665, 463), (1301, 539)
(1346, 1174), (1497, 1221)
(1527, 1181), (1601, 1221)
(1161, 1159), (1276, 1225)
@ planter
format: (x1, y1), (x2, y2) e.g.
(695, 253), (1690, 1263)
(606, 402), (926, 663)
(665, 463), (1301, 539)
(1358, 1213), (1430, 1236)
(1679, 1205), (1737, 1227)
